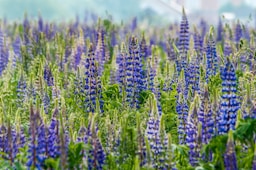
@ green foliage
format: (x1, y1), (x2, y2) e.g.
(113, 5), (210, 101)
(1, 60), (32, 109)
(67, 142), (85, 169)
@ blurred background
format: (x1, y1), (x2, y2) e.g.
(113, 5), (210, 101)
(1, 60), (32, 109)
(0, 0), (256, 25)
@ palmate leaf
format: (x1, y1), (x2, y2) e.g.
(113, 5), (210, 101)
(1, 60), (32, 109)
(202, 134), (228, 169)
(234, 118), (256, 146)
(171, 144), (191, 168)
(67, 142), (85, 169)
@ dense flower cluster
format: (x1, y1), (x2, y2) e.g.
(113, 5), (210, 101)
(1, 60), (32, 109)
(218, 58), (240, 134)
(0, 8), (254, 170)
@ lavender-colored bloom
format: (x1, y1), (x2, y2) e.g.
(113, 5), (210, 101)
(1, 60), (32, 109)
(84, 44), (103, 113)
(131, 17), (137, 32)
(235, 21), (242, 45)
(242, 24), (250, 41)
(193, 31), (203, 56)
(224, 131), (238, 170)
(216, 17), (223, 42)
(87, 124), (105, 170)
(43, 91), (50, 114)
(17, 128), (26, 149)
(198, 87), (214, 144)
(166, 39), (176, 62)
(224, 42), (232, 57)
(177, 8), (189, 72)
(37, 118), (47, 164)
(95, 29), (106, 76)
(186, 103), (200, 166)
(17, 75), (27, 107)
(110, 29), (117, 47)
(4, 125), (20, 163)
(187, 58), (200, 96)
(218, 59), (239, 134)
(47, 108), (60, 158)
(0, 126), (7, 153)
(177, 95), (189, 144)
(206, 35), (218, 82)
(74, 45), (83, 69)
(116, 43), (127, 88)
(13, 36), (22, 60)
(73, 30), (85, 69)
(43, 65), (54, 86)
(27, 108), (45, 169)
(77, 126), (88, 144)
(140, 34), (147, 61)
(0, 30), (7, 75)
(199, 19), (208, 40)
(145, 101), (168, 169)
(126, 36), (144, 108)
(38, 15), (43, 32)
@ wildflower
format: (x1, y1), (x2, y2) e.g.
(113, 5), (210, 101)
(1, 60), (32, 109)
(218, 58), (239, 134)
(224, 131), (238, 170)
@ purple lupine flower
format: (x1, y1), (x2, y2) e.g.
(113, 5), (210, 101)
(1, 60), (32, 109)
(17, 74), (27, 107)
(193, 30), (203, 57)
(87, 123), (105, 170)
(77, 126), (88, 144)
(43, 91), (50, 114)
(36, 117), (47, 164)
(198, 87), (214, 144)
(186, 103), (200, 166)
(110, 28), (117, 47)
(84, 44), (103, 113)
(145, 99), (169, 169)
(177, 8), (189, 72)
(242, 24), (250, 41)
(199, 19), (208, 40)
(131, 17), (137, 32)
(217, 17), (223, 42)
(187, 57), (200, 96)
(46, 108), (60, 158)
(166, 39), (176, 62)
(116, 43), (128, 93)
(95, 29), (106, 76)
(218, 58), (239, 134)
(13, 36), (22, 61)
(126, 36), (144, 108)
(43, 65), (54, 86)
(177, 69), (188, 99)
(74, 69), (84, 108)
(74, 30), (85, 69)
(146, 58), (162, 115)
(23, 15), (33, 58)
(38, 15), (43, 32)
(16, 127), (26, 149)
(5, 125), (17, 163)
(206, 34), (218, 82)
(0, 30), (7, 75)
(64, 37), (72, 64)
(27, 106), (44, 170)
(224, 41), (232, 57)
(176, 94), (189, 144)
(224, 131), (238, 170)
(74, 45), (83, 69)
(0, 126), (7, 153)
(140, 34), (147, 61)
(235, 21), (242, 46)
